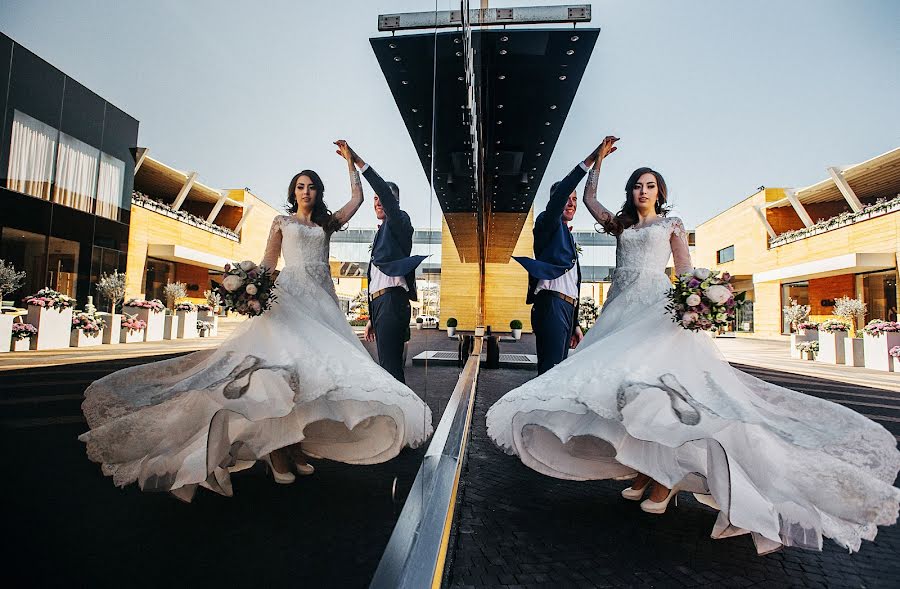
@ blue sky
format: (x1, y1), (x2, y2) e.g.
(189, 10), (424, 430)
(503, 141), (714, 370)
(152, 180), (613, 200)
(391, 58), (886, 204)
(2, 0), (897, 230)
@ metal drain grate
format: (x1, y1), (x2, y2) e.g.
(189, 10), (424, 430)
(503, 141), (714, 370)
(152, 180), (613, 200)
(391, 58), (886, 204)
(499, 354), (532, 363)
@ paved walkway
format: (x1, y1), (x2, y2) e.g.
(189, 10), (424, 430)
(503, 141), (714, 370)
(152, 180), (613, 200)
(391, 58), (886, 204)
(447, 364), (900, 589)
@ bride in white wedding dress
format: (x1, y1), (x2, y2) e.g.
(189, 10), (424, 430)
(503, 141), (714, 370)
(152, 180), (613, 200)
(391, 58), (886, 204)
(80, 141), (432, 502)
(487, 136), (900, 554)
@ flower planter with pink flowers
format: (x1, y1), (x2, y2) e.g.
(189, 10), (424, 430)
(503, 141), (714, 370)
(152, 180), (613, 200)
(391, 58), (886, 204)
(24, 288), (75, 350)
(123, 298), (165, 342)
(816, 320), (850, 365)
(119, 314), (147, 343)
(891, 346), (900, 372)
(863, 321), (900, 372)
(10, 323), (37, 351)
(175, 303), (198, 339)
(70, 313), (105, 348)
(790, 331), (818, 359)
(197, 305), (218, 336)
(0, 314), (12, 353)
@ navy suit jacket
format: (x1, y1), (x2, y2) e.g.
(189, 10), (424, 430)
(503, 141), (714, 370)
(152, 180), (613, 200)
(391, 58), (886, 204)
(363, 166), (427, 301)
(513, 164), (585, 331)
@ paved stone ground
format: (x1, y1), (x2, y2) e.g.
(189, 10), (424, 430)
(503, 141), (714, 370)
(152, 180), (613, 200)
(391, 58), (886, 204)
(0, 330), (458, 587)
(446, 362), (900, 589)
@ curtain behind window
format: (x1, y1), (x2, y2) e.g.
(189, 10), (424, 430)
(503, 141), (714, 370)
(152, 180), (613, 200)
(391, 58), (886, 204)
(53, 131), (100, 214)
(6, 110), (58, 200)
(96, 153), (125, 220)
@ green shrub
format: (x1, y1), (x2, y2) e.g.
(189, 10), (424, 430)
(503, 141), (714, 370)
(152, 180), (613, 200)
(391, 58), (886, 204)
(510, 319), (523, 330)
(446, 317), (458, 327)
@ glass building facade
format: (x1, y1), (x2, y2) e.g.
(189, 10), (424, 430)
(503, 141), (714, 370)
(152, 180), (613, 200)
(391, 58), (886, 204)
(0, 33), (139, 306)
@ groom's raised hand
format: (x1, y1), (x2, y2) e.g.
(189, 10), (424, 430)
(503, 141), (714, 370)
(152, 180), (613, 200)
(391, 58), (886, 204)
(584, 136), (619, 167)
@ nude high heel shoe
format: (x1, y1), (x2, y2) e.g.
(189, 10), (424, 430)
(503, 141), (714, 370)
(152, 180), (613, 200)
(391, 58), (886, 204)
(262, 454), (296, 484)
(640, 484), (681, 514)
(621, 480), (651, 501)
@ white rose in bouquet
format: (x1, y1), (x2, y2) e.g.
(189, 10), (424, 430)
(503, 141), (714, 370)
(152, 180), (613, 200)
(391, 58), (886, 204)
(693, 268), (711, 280)
(222, 275), (244, 292)
(681, 311), (699, 326)
(239, 260), (257, 272)
(245, 283), (258, 295)
(685, 294), (701, 307)
(704, 285), (732, 305)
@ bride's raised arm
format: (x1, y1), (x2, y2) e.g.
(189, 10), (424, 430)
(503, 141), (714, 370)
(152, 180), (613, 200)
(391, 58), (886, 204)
(331, 139), (364, 227)
(583, 136), (619, 226)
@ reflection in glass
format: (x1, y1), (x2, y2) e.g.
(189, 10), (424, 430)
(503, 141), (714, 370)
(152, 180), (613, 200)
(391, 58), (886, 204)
(46, 235), (80, 298)
(0, 227), (47, 300)
(6, 109), (58, 200)
(782, 281), (809, 333)
(863, 271), (898, 322)
(143, 257), (175, 302)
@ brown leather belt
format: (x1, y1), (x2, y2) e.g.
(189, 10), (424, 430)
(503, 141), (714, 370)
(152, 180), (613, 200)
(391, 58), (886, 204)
(537, 290), (577, 306)
(370, 286), (406, 301)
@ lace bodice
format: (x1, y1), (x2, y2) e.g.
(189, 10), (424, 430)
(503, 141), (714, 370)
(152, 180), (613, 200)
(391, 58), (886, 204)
(607, 217), (693, 306)
(260, 215), (335, 302)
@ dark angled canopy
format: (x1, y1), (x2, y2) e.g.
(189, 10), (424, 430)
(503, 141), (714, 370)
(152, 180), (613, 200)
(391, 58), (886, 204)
(371, 27), (599, 262)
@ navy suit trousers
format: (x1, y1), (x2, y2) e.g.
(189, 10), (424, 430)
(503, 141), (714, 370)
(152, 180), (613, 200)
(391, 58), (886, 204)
(371, 288), (410, 383)
(531, 292), (575, 375)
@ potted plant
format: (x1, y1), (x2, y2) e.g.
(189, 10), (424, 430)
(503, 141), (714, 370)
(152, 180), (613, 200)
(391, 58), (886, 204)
(120, 313), (148, 343)
(833, 296), (867, 332)
(796, 321), (818, 337)
(796, 340), (818, 361)
(24, 288), (75, 350)
(817, 319), (850, 364)
(0, 260), (26, 348)
(197, 319), (212, 337)
(446, 317), (458, 337)
(70, 312), (106, 348)
(846, 328), (865, 367)
(863, 320), (900, 372)
(175, 301), (199, 339)
(416, 316), (423, 330)
(163, 281), (187, 312)
(196, 304), (218, 336)
(891, 346), (900, 372)
(510, 319), (523, 340)
(10, 323), (37, 352)
(96, 270), (126, 344)
(123, 298), (165, 341)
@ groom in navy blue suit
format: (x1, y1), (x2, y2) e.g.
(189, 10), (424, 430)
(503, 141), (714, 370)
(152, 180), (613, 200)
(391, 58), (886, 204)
(514, 154), (597, 374)
(350, 149), (427, 384)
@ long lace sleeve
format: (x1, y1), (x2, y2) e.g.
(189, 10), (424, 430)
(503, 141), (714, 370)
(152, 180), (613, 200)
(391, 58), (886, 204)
(332, 167), (364, 227)
(260, 216), (283, 271)
(583, 168), (614, 225)
(670, 218), (693, 275)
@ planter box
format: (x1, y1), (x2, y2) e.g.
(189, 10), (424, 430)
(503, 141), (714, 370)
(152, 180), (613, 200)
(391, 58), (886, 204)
(511, 328), (522, 340)
(176, 310), (198, 339)
(11, 337), (32, 352)
(447, 327), (456, 337)
(124, 306), (164, 342)
(198, 312), (218, 336)
(26, 306), (73, 350)
(894, 356), (900, 372)
(817, 331), (847, 365)
(864, 332), (900, 372)
(846, 338), (865, 367)
(804, 351), (816, 361)
(97, 313), (121, 344)
(0, 314), (12, 353)
(70, 328), (103, 347)
(120, 327), (145, 343)
(163, 315), (180, 340)
(790, 332), (818, 359)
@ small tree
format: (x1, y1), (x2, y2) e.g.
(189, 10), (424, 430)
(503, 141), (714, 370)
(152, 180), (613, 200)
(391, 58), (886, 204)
(578, 296), (599, 329)
(163, 282), (188, 310)
(204, 289), (222, 311)
(96, 270), (126, 313)
(833, 296), (867, 328)
(782, 298), (810, 331)
(0, 259), (27, 304)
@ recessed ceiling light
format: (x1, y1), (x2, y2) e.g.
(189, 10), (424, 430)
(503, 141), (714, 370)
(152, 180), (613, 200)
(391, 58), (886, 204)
(550, 105), (557, 110)
(571, 35), (579, 42)
(389, 43), (397, 49)
(559, 75), (567, 81)
(566, 50), (575, 56)
(499, 49), (507, 55)
(498, 74), (506, 80)
(394, 56), (401, 62)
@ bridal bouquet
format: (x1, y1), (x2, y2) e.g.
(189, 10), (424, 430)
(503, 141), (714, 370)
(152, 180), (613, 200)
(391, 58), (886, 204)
(218, 260), (277, 317)
(666, 268), (743, 332)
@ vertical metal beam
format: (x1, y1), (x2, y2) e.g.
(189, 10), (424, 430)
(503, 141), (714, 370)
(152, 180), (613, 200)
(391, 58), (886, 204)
(827, 166), (863, 212)
(171, 171), (197, 211)
(206, 191), (229, 223)
(234, 203), (253, 234)
(785, 188), (814, 228)
(752, 205), (777, 239)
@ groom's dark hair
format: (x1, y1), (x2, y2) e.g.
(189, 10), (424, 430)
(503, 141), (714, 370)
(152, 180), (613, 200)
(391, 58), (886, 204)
(385, 181), (400, 202)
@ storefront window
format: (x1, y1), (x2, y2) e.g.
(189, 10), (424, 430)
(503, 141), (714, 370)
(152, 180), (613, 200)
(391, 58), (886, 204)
(781, 281), (809, 333)
(46, 235), (80, 298)
(6, 110), (58, 201)
(863, 271), (898, 323)
(736, 300), (754, 332)
(143, 257), (175, 302)
(0, 227), (47, 302)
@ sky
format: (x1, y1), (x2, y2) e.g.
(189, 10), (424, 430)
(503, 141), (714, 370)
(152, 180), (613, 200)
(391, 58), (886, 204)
(2, 0), (898, 231)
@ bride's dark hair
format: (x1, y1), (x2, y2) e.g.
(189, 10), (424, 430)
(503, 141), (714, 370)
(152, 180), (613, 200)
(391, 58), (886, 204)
(599, 167), (670, 236)
(286, 170), (342, 233)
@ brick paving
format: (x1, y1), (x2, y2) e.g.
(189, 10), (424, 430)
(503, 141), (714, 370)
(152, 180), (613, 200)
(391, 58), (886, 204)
(446, 361), (900, 589)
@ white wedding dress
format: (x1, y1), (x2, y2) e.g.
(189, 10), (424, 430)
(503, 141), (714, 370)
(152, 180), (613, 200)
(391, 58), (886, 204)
(486, 215), (900, 554)
(80, 215), (433, 501)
